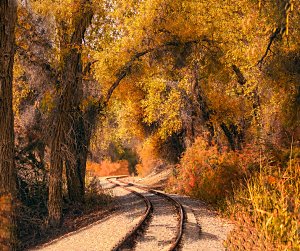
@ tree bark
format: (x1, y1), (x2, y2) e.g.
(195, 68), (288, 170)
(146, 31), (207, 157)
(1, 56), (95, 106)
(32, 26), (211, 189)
(62, 2), (93, 202)
(48, 115), (64, 227)
(191, 63), (215, 145)
(0, 0), (17, 249)
(48, 0), (93, 226)
(61, 51), (84, 203)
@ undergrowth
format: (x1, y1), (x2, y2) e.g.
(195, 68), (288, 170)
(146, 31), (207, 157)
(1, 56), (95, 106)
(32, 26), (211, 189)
(226, 156), (300, 250)
(17, 172), (112, 249)
(167, 137), (300, 250)
(167, 137), (259, 205)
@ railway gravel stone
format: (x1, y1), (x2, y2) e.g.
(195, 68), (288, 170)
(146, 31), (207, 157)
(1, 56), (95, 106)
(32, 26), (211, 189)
(31, 176), (234, 251)
(173, 195), (234, 251)
(32, 180), (146, 251)
(127, 187), (179, 251)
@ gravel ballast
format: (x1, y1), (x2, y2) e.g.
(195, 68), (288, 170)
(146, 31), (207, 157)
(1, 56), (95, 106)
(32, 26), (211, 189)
(126, 186), (179, 251)
(32, 179), (146, 251)
(31, 176), (234, 251)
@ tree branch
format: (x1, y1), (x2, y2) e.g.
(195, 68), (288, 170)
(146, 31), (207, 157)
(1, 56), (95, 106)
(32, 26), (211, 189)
(232, 65), (247, 85)
(83, 60), (98, 76)
(258, 27), (283, 66)
(104, 39), (200, 104)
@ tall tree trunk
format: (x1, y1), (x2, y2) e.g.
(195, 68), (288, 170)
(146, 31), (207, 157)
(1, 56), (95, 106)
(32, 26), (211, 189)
(78, 101), (103, 185)
(73, 114), (88, 198)
(61, 51), (85, 203)
(48, 52), (84, 225)
(0, 0), (17, 249)
(63, 1), (93, 203)
(48, 0), (93, 226)
(74, 101), (104, 197)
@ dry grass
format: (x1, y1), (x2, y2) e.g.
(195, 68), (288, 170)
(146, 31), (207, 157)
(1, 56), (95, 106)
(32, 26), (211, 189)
(226, 159), (300, 250)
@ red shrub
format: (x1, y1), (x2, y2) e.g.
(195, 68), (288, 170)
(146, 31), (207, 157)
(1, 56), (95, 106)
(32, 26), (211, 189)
(168, 137), (259, 204)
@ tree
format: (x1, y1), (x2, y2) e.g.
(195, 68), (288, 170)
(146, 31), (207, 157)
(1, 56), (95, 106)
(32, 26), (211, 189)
(22, 0), (105, 227)
(47, 0), (93, 227)
(91, 0), (299, 158)
(0, 0), (18, 249)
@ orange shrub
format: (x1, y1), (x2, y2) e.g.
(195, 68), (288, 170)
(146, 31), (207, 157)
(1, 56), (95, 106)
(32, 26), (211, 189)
(168, 137), (259, 205)
(136, 136), (163, 177)
(86, 160), (129, 177)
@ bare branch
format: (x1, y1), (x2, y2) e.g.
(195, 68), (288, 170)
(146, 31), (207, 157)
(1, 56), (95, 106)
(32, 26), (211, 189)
(258, 27), (283, 66)
(83, 60), (98, 76)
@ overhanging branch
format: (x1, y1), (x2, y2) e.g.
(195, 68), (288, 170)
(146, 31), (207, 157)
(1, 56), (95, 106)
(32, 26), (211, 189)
(104, 39), (200, 104)
(232, 65), (247, 85)
(258, 27), (283, 67)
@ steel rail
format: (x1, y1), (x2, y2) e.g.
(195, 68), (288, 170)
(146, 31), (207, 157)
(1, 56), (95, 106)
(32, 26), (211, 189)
(116, 177), (185, 251)
(106, 177), (152, 251)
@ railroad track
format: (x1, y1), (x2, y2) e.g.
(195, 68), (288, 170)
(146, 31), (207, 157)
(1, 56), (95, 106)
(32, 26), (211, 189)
(107, 177), (152, 251)
(107, 176), (184, 251)
(33, 176), (228, 251)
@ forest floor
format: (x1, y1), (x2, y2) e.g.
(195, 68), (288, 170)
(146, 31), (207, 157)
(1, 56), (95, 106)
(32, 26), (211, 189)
(30, 168), (233, 251)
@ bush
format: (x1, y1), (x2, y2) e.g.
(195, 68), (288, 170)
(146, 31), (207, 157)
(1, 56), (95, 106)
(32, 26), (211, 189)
(167, 137), (259, 205)
(136, 136), (164, 177)
(85, 176), (112, 208)
(226, 157), (300, 250)
(86, 159), (129, 176)
(168, 137), (300, 249)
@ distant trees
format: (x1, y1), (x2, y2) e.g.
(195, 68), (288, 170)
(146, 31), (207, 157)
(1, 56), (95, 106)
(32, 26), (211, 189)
(0, 0), (18, 249)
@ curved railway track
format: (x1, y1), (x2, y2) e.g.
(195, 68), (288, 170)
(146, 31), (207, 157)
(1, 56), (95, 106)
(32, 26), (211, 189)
(33, 176), (230, 251)
(107, 176), (184, 251)
(107, 177), (152, 251)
